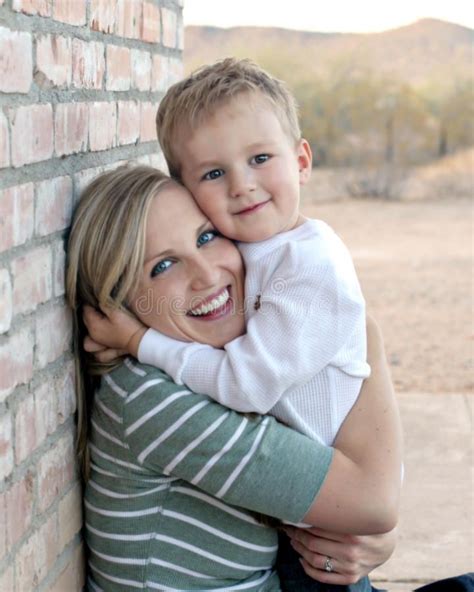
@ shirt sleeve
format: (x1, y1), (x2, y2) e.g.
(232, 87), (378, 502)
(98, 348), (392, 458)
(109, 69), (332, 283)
(138, 237), (367, 414)
(122, 368), (333, 524)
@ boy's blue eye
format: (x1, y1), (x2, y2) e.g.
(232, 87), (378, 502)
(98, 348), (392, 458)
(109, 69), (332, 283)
(151, 259), (173, 278)
(203, 169), (224, 181)
(197, 230), (219, 247)
(251, 154), (270, 165)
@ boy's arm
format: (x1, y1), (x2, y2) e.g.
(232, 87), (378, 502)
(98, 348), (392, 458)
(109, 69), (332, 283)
(139, 240), (368, 413)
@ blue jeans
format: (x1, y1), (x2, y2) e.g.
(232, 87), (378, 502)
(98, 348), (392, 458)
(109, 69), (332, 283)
(414, 573), (474, 591)
(276, 531), (376, 592)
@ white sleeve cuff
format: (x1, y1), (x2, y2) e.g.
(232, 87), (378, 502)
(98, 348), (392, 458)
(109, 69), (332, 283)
(137, 328), (189, 384)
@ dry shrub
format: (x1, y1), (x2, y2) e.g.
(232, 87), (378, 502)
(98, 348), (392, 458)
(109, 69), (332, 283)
(402, 148), (474, 200)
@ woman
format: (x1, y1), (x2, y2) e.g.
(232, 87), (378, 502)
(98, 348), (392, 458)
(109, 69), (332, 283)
(67, 165), (401, 591)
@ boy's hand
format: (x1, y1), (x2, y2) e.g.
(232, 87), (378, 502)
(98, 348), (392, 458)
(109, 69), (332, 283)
(83, 335), (128, 364)
(83, 305), (147, 358)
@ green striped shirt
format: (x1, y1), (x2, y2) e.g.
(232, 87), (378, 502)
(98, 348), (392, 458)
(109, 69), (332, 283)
(86, 357), (333, 591)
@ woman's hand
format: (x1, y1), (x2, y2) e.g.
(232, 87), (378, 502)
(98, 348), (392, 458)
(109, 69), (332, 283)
(83, 305), (147, 360)
(284, 525), (397, 585)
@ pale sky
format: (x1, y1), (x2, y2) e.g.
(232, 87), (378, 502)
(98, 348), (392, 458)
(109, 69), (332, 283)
(183, 0), (473, 33)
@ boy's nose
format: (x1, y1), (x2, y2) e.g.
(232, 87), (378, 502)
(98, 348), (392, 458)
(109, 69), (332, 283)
(229, 168), (256, 198)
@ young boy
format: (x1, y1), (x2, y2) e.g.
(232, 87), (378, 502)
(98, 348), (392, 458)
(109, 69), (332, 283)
(87, 59), (374, 587)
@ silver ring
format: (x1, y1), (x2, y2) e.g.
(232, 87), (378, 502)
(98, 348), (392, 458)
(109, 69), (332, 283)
(324, 556), (334, 572)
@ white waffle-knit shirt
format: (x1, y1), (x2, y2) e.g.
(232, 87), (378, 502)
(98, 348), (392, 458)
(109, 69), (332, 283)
(138, 218), (370, 445)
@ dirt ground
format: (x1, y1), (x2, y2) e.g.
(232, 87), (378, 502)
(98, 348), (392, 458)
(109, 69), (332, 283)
(300, 178), (472, 393)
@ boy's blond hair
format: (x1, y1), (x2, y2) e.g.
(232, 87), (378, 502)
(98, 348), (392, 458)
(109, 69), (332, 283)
(156, 57), (301, 179)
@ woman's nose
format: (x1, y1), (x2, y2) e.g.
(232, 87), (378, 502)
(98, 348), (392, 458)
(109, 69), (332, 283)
(190, 254), (220, 291)
(229, 168), (256, 198)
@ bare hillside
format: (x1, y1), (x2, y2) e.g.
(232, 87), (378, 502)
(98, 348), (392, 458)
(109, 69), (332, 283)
(185, 19), (473, 85)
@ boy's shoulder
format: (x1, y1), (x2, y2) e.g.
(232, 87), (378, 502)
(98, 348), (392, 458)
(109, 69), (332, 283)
(240, 218), (343, 265)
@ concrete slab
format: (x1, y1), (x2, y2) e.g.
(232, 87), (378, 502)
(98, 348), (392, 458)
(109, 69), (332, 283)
(371, 393), (473, 590)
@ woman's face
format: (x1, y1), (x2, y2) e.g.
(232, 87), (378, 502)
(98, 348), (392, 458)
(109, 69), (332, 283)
(129, 182), (246, 348)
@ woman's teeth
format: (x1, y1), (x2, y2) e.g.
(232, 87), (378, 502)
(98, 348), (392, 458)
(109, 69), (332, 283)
(189, 288), (230, 316)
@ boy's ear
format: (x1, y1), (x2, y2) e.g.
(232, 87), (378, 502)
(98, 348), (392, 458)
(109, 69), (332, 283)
(297, 139), (312, 185)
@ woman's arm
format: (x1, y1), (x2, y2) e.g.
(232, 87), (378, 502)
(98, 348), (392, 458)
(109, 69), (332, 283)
(302, 315), (403, 533)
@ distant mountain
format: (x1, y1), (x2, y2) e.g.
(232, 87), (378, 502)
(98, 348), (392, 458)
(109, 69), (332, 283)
(184, 19), (473, 86)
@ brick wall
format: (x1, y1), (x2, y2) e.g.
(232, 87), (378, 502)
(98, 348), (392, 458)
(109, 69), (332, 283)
(0, 1), (183, 589)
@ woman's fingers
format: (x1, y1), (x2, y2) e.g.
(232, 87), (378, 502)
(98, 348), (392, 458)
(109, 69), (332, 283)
(299, 558), (360, 586)
(290, 538), (350, 574)
(287, 528), (359, 564)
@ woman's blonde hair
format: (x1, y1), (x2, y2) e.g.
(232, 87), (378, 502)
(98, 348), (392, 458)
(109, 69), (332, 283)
(66, 164), (172, 478)
(156, 57), (301, 179)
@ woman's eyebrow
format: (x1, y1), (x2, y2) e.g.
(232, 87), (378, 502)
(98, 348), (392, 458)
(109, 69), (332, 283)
(144, 248), (173, 265)
(196, 221), (211, 236)
(143, 221), (211, 265)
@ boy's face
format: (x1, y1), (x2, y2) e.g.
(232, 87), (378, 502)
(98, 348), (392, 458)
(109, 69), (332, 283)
(175, 93), (312, 242)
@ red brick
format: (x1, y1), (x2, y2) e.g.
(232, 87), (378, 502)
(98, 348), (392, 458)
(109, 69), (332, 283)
(150, 151), (167, 171)
(16, 513), (59, 590)
(72, 39), (105, 89)
(5, 472), (34, 545)
(0, 110), (9, 169)
(55, 102), (88, 156)
(131, 49), (151, 91)
(59, 482), (82, 547)
(0, 411), (13, 480)
(12, 246), (53, 315)
(0, 183), (34, 253)
(0, 326), (34, 403)
(53, 239), (66, 297)
(117, 100), (140, 146)
(50, 543), (85, 592)
(0, 27), (33, 93)
(38, 433), (76, 512)
(53, 0), (86, 26)
(106, 45), (131, 91)
(0, 493), (6, 561)
(12, 0), (52, 16)
(90, 0), (117, 33)
(56, 360), (76, 424)
(89, 102), (116, 151)
(10, 104), (54, 167)
(116, 0), (141, 39)
(35, 176), (73, 237)
(0, 269), (12, 334)
(35, 380), (58, 445)
(35, 34), (72, 88)
(140, 101), (158, 142)
(14, 393), (37, 462)
(74, 165), (105, 196)
(35, 305), (72, 369)
(35, 361), (74, 447)
(168, 56), (184, 86)
(151, 53), (165, 92)
(161, 7), (177, 48)
(141, 1), (160, 43)
(0, 566), (14, 592)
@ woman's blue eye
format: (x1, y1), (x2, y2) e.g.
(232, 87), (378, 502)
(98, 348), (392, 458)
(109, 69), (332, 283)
(203, 169), (224, 181)
(151, 259), (173, 278)
(197, 230), (219, 247)
(252, 154), (269, 164)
